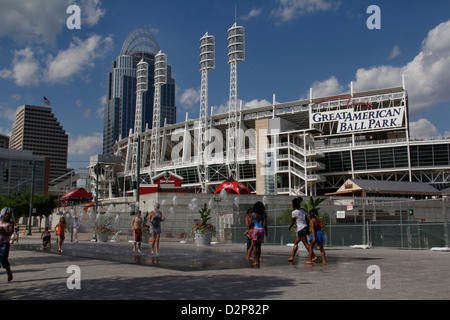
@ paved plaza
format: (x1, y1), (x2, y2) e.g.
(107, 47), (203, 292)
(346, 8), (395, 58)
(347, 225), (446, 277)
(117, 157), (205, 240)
(1, 232), (449, 301)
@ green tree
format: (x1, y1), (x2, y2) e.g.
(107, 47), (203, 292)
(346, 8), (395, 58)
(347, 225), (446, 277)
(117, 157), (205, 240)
(0, 191), (58, 220)
(301, 196), (326, 215)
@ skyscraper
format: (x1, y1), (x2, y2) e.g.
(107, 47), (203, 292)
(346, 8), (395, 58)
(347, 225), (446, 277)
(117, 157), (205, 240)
(9, 105), (68, 183)
(103, 29), (176, 155)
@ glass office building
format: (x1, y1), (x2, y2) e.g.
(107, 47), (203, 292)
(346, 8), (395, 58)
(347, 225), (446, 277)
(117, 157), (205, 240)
(103, 29), (176, 155)
(0, 149), (48, 196)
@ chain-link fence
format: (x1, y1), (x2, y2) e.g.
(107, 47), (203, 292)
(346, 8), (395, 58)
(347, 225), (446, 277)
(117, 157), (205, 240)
(231, 221), (450, 249)
(53, 195), (450, 248)
(231, 197), (450, 249)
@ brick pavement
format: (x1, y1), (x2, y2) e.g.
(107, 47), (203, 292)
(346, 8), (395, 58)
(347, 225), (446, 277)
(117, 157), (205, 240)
(1, 232), (449, 302)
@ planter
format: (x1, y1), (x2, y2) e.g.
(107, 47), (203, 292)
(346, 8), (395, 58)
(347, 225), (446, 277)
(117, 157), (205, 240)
(194, 230), (213, 247)
(97, 232), (110, 242)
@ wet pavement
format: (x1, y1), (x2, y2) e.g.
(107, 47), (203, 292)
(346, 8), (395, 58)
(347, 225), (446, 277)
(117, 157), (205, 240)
(2, 234), (450, 302)
(13, 240), (275, 272)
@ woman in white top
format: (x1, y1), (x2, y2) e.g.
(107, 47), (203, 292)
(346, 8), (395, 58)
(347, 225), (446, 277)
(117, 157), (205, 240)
(288, 197), (315, 263)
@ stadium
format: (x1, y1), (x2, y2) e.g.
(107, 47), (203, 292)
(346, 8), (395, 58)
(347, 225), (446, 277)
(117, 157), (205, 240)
(110, 83), (450, 197)
(96, 23), (450, 199)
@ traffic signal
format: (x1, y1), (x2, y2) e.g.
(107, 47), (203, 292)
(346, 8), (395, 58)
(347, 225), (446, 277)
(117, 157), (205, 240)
(408, 209), (414, 216)
(3, 169), (8, 182)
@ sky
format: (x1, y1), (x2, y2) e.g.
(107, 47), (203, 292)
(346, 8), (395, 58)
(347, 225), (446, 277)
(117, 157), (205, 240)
(0, 0), (450, 170)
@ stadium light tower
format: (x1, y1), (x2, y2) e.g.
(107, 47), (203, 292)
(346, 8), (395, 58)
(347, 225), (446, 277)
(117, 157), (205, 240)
(149, 50), (167, 178)
(198, 32), (215, 193)
(227, 22), (245, 180)
(130, 58), (149, 202)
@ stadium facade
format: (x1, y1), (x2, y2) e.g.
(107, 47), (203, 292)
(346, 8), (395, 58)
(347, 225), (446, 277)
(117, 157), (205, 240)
(109, 83), (450, 197)
(92, 23), (450, 199)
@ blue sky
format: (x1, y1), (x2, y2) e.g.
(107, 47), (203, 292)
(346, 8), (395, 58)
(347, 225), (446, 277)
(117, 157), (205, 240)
(1, 0), (450, 169)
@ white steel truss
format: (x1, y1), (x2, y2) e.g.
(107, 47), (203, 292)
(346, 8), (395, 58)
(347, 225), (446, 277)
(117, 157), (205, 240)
(149, 50), (167, 178)
(198, 32), (215, 193)
(227, 23), (245, 180)
(130, 59), (148, 181)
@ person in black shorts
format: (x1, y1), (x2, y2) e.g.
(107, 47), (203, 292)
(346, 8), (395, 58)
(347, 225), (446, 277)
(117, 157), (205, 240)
(288, 197), (315, 262)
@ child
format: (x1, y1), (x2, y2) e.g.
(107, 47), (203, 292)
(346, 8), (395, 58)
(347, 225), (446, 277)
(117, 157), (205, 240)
(42, 227), (51, 248)
(244, 208), (254, 260)
(306, 209), (326, 265)
(54, 216), (67, 253)
(288, 197), (314, 263)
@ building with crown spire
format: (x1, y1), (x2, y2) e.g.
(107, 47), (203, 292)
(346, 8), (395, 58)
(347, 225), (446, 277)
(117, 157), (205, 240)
(103, 29), (176, 155)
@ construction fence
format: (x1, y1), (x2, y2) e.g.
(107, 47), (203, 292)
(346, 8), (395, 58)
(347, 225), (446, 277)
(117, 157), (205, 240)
(232, 197), (450, 249)
(52, 195), (450, 249)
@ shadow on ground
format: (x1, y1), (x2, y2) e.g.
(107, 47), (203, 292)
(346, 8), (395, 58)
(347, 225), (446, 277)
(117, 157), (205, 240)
(9, 272), (296, 300)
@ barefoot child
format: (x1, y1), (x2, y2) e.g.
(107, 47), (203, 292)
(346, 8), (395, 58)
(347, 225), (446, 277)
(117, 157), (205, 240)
(288, 197), (314, 262)
(54, 216), (67, 253)
(244, 208), (254, 260)
(42, 227), (51, 248)
(131, 211), (143, 253)
(306, 209), (326, 265)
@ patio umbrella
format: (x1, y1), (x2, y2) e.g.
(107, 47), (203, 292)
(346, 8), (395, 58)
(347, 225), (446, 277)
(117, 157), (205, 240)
(214, 177), (250, 195)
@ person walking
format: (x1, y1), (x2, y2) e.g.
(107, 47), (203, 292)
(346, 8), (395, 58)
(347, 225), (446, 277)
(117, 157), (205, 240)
(54, 216), (68, 253)
(0, 207), (14, 282)
(149, 203), (165, 254)
(131, 211), (143, 253)
(72, 217), (81, 243)
(288, 197), (314, 262)
(306, 209), (327, 265)
(251, 201), (268, 267)
(244, 208), (254, 260)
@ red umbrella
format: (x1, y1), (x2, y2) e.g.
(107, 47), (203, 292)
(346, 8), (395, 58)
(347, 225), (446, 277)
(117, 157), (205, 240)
(214, 177), (250, 195)
(59, 188), (93, 208)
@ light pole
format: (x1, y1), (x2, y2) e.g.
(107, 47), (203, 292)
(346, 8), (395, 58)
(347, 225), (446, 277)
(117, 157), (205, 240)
(27, 161), (35, 235)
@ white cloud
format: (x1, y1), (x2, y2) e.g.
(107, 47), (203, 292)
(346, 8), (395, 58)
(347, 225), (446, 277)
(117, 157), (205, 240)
(211, 99), (272, 116)
(45, 35), (113, 83)
(0, 105), (19, 122)
(0, 0), (66, 44)
(0, 34), (113, 86)
(244, 99), (271, 109)
(96, 107), (104, 119)
(0, 47), (40, 86)
(409, 119), (440, 139)
(309, 76), (344, 98)
(211, 103), (228, 115)
(241, 8), (263, 21)
(0, 0), (106, 44)
(179, 88), (200, 110)
(389, 46), (401, 60)
(309, 19), (450, 119)
(354, 19), (450, 115)
(271, 0), (341, 23)
(68, 132), (103, 155)
(80, 0), (106, 26)
(149, 28), (160, 35)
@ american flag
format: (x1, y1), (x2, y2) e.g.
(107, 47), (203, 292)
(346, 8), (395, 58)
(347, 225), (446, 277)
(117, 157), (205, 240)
(43, 96), (51, 106)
